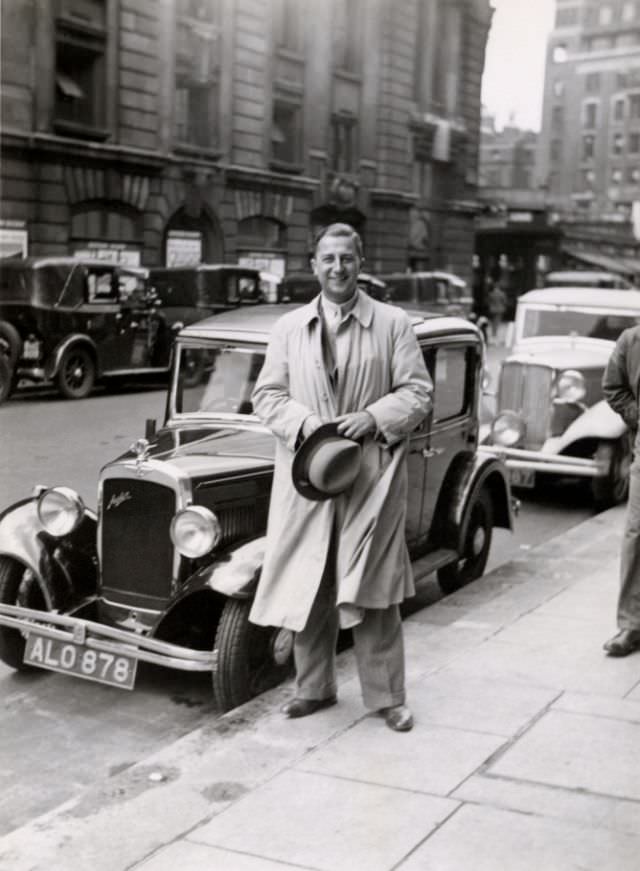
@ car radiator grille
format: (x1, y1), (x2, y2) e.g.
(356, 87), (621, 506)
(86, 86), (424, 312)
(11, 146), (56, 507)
(100, 478), (176, 603)
(498, 362), (553, 448)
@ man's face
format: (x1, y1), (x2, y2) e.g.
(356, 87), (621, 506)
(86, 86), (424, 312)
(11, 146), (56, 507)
(312, 234), (361, 305)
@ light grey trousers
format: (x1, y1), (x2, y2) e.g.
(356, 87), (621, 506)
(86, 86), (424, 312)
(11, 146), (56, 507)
(293, 548), (407, 710)
(618, 457), (640, 630)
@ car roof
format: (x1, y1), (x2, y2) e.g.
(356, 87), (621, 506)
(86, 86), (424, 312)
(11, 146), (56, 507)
(179, 303), (480, 342)
(546, 270), (620, 280)
(518, 287), (640, 309)
(0, 256), (126, 270)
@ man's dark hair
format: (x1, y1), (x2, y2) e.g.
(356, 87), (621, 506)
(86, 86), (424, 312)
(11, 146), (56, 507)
(313, 223), (363, 259)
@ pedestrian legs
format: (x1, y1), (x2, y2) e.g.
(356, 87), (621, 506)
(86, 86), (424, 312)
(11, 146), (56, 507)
(352, 604), (406, 710)
(617, 461), (640, 630)
(293, 560), (339, 701)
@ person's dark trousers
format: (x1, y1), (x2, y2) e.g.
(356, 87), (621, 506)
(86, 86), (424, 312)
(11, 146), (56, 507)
(618, 455), (640, 630)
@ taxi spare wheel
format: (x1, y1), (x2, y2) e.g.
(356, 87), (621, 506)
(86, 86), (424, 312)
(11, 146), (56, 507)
(0, 321), (22, 369)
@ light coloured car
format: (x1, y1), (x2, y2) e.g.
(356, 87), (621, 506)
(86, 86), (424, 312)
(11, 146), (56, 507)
(481, 286), (640, 509)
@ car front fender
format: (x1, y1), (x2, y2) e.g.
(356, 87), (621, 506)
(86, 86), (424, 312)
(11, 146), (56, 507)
(0, 498), (98, 610)
(179, 536), (267, 601)
(544, 400), (627, 455)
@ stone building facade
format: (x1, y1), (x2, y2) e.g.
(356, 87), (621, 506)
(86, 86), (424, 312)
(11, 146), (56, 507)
(1, 0), (492, 283)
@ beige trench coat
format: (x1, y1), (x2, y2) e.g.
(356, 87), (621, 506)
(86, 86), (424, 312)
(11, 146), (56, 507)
(249, 291), (433, 632)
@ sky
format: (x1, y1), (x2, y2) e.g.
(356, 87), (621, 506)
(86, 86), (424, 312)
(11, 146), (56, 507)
(481, 0), (556, 131)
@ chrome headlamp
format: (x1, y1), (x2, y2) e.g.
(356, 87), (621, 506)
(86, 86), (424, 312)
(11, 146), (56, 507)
(491, 410), (525, 447)
(37, 487), (85, 536)
(170, 505), (222, 558)
(555, 369), (586, 403)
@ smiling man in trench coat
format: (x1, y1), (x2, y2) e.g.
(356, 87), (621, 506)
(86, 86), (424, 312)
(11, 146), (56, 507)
(250, 223), (433, 731)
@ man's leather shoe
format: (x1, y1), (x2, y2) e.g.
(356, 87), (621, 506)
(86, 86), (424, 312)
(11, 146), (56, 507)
(281, 696), (337, 718)
(380, 704), (414, 732)
(603, 629), (640, 657)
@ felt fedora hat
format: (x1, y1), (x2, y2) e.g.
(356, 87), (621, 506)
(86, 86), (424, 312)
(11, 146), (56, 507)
(292, 422), (362, 501)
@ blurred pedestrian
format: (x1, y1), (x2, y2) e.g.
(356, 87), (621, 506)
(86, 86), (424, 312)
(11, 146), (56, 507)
(602, 325), (640, 656)
(250, 223), (433, 731)
(487, 282), (507, 345)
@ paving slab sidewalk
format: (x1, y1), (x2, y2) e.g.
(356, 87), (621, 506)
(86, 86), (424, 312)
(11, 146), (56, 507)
(2, 504), (640, 871)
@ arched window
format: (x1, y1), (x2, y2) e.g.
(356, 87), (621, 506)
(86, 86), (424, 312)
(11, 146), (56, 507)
(70, 201), (143, 263)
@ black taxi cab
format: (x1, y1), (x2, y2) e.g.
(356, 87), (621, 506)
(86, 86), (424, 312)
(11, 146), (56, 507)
(0, 305), (513, 711)
(0, 257), (173, 402)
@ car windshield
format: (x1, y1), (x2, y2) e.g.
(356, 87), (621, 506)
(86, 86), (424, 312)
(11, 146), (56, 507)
(175, 344), (265, 415)
(521, 306), (639, 341)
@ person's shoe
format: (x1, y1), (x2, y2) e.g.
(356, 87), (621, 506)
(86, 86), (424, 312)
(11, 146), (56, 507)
(603, 629), (640, 657)
(380, 704), (414, 732)
(281, 696), (337, 718)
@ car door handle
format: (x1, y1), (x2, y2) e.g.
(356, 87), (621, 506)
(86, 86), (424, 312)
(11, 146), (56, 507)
(422, 447), (444, 458)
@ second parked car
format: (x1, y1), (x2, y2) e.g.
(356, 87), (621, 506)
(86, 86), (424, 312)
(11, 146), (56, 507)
(482, 286), (640, 509)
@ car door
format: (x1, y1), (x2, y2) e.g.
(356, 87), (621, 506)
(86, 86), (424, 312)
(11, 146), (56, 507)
(420, 339), (480, 536)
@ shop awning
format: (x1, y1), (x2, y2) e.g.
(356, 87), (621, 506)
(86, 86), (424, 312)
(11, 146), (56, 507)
(562, 244), (640, 277)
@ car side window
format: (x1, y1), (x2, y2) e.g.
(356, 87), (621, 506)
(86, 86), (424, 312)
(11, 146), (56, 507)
(87, 270), (117, 303)
(428, 345), (470, 423)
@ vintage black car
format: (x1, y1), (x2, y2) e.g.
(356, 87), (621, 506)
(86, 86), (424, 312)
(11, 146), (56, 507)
(380, 271), (474, 319)
(146, 264), (263, 325)
(0, 305), (513, 712)
(277, 271), (388, 303)
(0, 257), (174, 402)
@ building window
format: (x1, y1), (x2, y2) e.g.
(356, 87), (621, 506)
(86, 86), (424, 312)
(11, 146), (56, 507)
(174, 0), (220, 151)
(330, 113), (357, 173)
(613, 98), (626, 122)
(629, 132), (640, 153)
(629, 166), (640, 182)
(70, 202), (143, 259)
(333, 0), (360, 73)
(582, 134), (595, 160)
(274, 0), (302, 52)
(583, 169), (595, 186)
(611, 168), (623, 183)
(623, 2), (637, 21)
(552, 105), (564, 128)
(552, 44), (568, 63)
(555, 6), (578, 26)
(54, 0), (107, 136)
(271, 99), (301, 166)
(612, 132), (625, 155)
(550, 139), (562, 161)
(582, 102), (598, 128)
(413, 0), (438, 110)
(585, 72), (601, 93)
(630, 93), (640, 120)
(599, 5), (613, 25)
(553, 80), (565, 97)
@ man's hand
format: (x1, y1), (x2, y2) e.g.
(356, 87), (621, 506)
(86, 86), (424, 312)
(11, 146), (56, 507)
(335, 411), (376, 440)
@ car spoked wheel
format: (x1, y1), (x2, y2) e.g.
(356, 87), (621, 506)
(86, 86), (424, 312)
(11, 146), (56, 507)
(212, 598), (294, 711)
(592, 437), (632, 511)
(438, 488), (493, 596)
(56, 346), (96, 399)
(0, 557), (47, 670)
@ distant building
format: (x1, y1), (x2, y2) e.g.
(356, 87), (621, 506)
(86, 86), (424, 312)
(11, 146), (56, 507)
(478, 111), (538, 194)
(537, 0), (640, 218)
(0, 0), (493, 283)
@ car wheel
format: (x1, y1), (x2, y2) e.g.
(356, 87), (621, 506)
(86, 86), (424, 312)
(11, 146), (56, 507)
(592, 437), (631, 511)
(56, 346), (96, 399)
(0, 321), (22, 369)
(0, 353), (12, 405)
(438, 488), (493, 596)
(0, 557), (47, 670)
(212, 598), (294, 712)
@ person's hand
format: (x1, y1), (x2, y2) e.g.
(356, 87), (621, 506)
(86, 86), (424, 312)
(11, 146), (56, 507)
(335, 411), (376, 440)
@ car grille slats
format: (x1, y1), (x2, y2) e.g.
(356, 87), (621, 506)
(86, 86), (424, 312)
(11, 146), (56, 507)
(499, 362), (553, 448)
(101, 479), (176, 603)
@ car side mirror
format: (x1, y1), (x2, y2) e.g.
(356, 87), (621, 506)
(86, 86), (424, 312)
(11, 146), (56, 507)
(145, 418), (157, 439)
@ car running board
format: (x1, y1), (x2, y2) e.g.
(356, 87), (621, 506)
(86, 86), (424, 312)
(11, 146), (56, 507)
(411, 548), (458, 583)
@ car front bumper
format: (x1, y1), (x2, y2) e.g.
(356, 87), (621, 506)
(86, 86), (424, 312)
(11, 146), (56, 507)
(484, 444), (608, 479)
(0, 603), (216, 671)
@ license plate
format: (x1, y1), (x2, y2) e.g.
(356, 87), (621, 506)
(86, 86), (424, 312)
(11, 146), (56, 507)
(509, 468), (535, 488)
(24, 634), (137, 690)
(22, 342), (40, 360)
